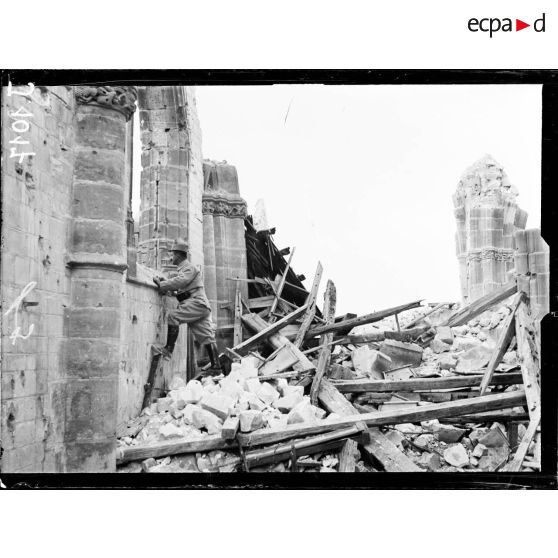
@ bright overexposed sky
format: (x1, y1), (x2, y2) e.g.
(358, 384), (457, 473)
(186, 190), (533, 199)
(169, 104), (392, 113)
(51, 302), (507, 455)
(134, 84), (542, 315)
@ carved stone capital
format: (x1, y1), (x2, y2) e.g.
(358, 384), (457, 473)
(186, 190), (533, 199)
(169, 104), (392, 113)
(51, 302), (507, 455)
(75, 85), (137, 120)
(202, 194), (247, 219)
(466, 248), (515, 263)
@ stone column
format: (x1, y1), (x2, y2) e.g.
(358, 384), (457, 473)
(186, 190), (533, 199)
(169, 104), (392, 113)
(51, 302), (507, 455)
(60, 85), (136, 471)
(202, 161), (248, 350)
(136, 86), (203, 270)
(453, 155), (527, 303)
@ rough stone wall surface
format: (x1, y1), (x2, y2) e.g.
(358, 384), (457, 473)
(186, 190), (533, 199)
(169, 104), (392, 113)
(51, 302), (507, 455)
(514, 229), (549, 321)
(1, 85), (75, 472)
(119, 267), (188, 428)
(454, 155), (527, 303)
(137, 86), (204, 271)
(202, 161), (249, 350)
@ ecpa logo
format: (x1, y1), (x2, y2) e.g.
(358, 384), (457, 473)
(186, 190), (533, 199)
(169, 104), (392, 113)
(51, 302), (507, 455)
(468, 13), (546, 37)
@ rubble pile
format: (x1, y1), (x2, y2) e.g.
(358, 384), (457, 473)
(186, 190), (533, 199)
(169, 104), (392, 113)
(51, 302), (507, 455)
(117, 276), (540, 474)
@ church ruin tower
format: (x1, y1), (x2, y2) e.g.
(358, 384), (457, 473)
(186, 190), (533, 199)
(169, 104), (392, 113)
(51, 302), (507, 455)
(453, 155), (528, 303)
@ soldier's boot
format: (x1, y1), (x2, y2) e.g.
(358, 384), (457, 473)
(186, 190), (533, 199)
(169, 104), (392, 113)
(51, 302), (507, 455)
(151, 325), (180, 360)
(206, 342), (223, 374)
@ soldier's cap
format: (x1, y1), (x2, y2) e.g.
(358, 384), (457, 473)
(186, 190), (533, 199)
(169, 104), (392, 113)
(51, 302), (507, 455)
(170, 239), (189, 253)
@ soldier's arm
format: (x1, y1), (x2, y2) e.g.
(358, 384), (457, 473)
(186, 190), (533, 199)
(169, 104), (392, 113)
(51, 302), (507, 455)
(158, 266), (198, 293)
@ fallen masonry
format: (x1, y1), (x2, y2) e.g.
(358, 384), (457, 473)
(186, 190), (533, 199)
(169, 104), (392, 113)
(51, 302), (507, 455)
(117, 276), (540, 474)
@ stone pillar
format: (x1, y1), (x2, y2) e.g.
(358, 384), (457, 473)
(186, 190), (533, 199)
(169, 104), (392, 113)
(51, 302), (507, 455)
(60, 85), (136, 471)
(136, 86), (204, 271)
(515, 229), (549, 321)
(202, 161), (248, 350)
(453, 155), (527, 303)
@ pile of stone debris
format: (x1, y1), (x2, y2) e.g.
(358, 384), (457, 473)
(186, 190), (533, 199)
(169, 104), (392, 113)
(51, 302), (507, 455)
(116, 278), (540, 474)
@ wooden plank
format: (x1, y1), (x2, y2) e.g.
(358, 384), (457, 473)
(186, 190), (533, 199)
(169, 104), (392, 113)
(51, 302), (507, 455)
(221, 416), (240, 440)
(501, 415), (540, 472)
(310, 280), (337, 405)
(305, 299), (423, 338)
(233, 304), (308, 357)
(268, 247), (295, 323)
(237, 390), (527, 448)
(443, 281), (517, 327)
(404, 302), (447, 330)
(514, 301), (541, 422)
(294, 261), (323, 348)
(318, 379), (421, 472)
(116, 434), (234, 465)
(331, 372), (523, 393)
(479, 293), (523, 395)
(142, 352), (163, 410)
(338, 439), (359, 472)
(247, 295), (275, 309)
(233, 282), (243, 346)
(258, 345), (300, 375)
(243, 313), (315, 373)
(244, 424), (364, 468)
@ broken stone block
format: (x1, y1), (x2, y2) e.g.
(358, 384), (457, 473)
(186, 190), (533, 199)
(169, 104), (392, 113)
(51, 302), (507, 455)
(477, 446), (509, 471)
(313, 406), (326, 420)
(244, 377), (261, 393)
(196, 454), (214, 472)
(219, 376), (244, 401)
(239, 410), (265, 433)
(478, 424), (508, 448)
(274, 391), (304, 413)
(159, 423), (183, 439)
(502, 350), (518, 366)
(417, 452), (441, 471)
(455, 345), (494, 373)
(276, 378), (289, 395)
(191, 407), (223, 434)
(141, 457), (157, 472)
(421, 419), (441, 433)
(178, 380), (204, 407)
(472, 443), (488, 458)
(435, 424), (466, 444)
(477, 331), (488, 342)
(169, 375), (186, 390)
(438, 354), (457, 371)
(395, 423), (423, 434)
(430, 338), (451, 354)
(266, 413), (289, 430)
(156, 397), (172, 414)
(287, 398), (318, 425)
(413, 434), (434, 450)
(257, 382), (280, 406)
(245, 391), (266, 411)
(443, 444), (469, 467)
(452, 325), (469, 336)
(385, 429), (405, 449)
(200, 392), (234, 420)
(380, 339), (423, 368)
(351, 345), (377, 376)
(435, 326), (454, 345)
(174, 455), (199, 472)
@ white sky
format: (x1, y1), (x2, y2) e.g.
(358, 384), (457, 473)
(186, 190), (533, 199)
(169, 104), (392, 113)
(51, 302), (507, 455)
(134, 84), (542, 315)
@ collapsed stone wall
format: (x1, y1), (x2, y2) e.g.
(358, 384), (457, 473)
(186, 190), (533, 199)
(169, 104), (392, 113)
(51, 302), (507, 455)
(1, 84), (203, 472)
(454, 155), (528, 303)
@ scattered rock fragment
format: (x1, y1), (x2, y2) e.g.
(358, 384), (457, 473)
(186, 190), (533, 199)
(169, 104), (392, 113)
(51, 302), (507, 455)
(443, 444), (469, 467)
(239, 410), (265, 433)
(435, 424), (466, 444)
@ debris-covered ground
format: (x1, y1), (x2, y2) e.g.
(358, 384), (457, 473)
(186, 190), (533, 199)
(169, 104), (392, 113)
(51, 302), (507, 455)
(117, 279), (540, 474)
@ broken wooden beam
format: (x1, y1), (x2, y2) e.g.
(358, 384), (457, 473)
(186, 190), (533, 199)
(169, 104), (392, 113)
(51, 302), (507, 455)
(242, 313), (315, 372)
(404, 302), (448, 330)
(331, 372), (523, 393)
(338, 439), (359, 472)
(318, 379), (421, 472)
(443, 280), (517, 327)
(305, 299), (423, 338)
(268, 247), (296, 323)
(294, 261), (323, 348)
(233, 282), (243, 346)
(479, 292), (523, 396)
(514, 301), (541, 422)
(237, 390), (527, 448)
(233, 304), (308, 357)
(244, 423), (365, 468)
(221, 416), (240, 440)
(310, 279), (337, 405)
(116, 434), (234, 465)
(501, 415), (541, 472)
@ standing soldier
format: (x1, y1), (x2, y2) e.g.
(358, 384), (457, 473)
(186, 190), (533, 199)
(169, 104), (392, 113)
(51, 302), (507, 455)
(152, 239), (221, 374)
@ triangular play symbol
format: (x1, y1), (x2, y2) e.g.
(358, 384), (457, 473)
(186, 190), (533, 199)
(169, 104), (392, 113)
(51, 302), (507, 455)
(516, 19), (530, 31)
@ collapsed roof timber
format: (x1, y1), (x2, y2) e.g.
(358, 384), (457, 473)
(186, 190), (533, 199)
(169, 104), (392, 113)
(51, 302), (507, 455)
(0, 85), (548, 475)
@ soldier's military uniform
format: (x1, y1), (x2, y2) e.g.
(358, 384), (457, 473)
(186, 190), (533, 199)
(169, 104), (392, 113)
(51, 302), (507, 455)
(159, 259), (216, 345)
(153, 239), (221, 372)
